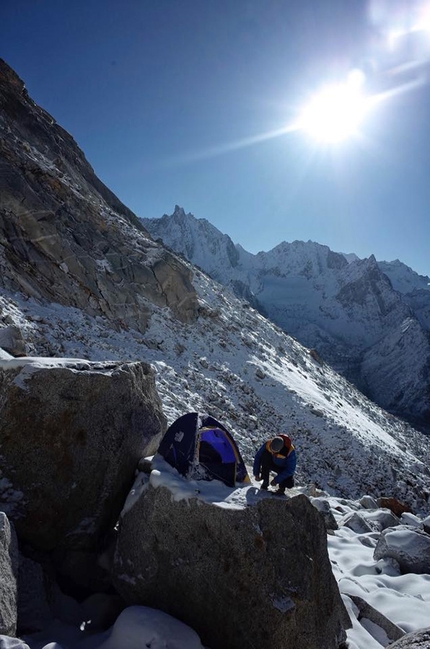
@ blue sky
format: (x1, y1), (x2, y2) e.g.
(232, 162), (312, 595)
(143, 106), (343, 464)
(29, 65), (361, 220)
(2, 0), (430, 276)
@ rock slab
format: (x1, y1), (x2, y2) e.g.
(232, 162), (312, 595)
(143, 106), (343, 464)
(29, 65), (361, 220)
(0, 359), (166, 555)
(113, 480), (349, 649)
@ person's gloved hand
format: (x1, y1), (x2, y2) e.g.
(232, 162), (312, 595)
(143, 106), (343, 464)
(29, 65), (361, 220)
(254, 474), (262, 481)
(270, 478), (277, 487)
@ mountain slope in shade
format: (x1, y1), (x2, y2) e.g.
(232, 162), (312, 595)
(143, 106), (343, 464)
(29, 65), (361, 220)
(142, 207), (430, 430)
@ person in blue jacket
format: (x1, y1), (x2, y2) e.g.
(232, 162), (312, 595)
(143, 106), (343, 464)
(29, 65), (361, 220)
(253, 434), (296, 495)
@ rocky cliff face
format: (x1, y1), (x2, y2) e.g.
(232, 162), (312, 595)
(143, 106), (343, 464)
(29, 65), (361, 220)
(143, 208), (430, 430)
(0, 60), (198, 330)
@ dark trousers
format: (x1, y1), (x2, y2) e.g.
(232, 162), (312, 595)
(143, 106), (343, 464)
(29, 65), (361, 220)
(261, 449), (294, 489)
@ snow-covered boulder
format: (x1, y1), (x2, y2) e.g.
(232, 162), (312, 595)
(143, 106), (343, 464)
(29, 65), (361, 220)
(387, 627), (430, 648)
(348, 595), (404, 644)
(358, 495), (378, 509)
(0, 358), (166, 573)
(0, 327), (26, 358)
(340, 508), (400, 534)
(0, 637), (29, 649)
(363, 509), (401, 531)
(340, 512), (375, 534)
(400, 512), (422, 528)
(80, 606), (205, 649)
(373, 526), (430, 574)
(310, 497), (338, 530)
(113, 465), (349, 649)
(0, 514), (18, 636)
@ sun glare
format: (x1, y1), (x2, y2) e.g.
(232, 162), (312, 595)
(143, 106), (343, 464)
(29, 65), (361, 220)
(413, 3), (430, 32)
(298, 70), (370, 144)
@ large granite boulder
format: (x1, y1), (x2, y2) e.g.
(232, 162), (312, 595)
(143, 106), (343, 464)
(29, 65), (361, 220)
(387, 628), (430, 648)
(0, 514), (18, 636)
(310, 497), (338, 531)
(113, 468), (349, 649)
(0, 358), (166, 558)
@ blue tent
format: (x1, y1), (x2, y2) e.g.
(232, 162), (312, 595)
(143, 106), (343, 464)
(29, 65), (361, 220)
(157, 412), (250, 487)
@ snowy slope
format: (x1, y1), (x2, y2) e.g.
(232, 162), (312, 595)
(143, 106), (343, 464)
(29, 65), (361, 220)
(142, 208), (430, 429)
(1, 254), (429, 513)
(378, 259), (430, 294)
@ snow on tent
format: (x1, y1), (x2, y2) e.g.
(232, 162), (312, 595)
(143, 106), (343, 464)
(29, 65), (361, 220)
(157, 412), (250, 487)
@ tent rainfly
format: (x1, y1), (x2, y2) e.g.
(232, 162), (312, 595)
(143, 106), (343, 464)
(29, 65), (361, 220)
(157, 412), (250, 487)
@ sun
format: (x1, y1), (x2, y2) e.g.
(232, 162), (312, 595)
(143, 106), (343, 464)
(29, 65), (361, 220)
(298, 70), (370, 144)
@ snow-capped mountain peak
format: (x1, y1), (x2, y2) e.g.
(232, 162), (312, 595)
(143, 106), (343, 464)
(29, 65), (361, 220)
(142, 206), (240, 275)
(142, 208), (430, 431)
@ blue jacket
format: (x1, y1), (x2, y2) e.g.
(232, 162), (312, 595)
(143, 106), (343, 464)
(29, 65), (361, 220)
(253, 441), (296, 485)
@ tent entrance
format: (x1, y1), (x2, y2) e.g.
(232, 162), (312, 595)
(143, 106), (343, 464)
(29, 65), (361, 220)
(198, 427), (237, 486)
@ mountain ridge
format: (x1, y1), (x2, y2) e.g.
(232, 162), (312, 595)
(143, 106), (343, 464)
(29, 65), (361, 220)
(0, 59), (198, 330)
(142, 207), (430, 430)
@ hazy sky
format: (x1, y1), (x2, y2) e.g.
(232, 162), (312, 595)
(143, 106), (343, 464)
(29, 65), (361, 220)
(2, 0), (430, 275)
